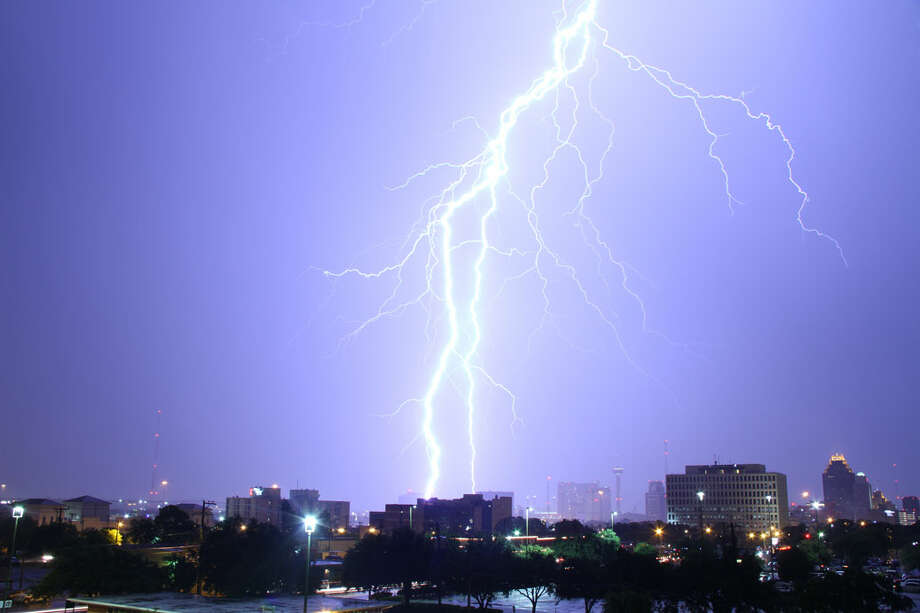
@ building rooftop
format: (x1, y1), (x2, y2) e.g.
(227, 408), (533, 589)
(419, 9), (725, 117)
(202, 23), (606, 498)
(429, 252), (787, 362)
(65, 495), (110, 504)
(66, 594), (389, 613)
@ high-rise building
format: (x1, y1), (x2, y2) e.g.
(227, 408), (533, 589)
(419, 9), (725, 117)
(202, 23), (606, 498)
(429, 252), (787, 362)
(645, 481), (666, 522)
(822, 454), (872, 521)
(557, 482), (611, 524)
(666, 463), (789, 532)
(226, 486), (283, 526)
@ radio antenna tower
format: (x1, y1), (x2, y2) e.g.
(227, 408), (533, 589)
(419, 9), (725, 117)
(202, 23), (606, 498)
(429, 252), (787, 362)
(149, 409), (162, 498)
(612, 467), (625, 516)
(663, 440), (670, 476)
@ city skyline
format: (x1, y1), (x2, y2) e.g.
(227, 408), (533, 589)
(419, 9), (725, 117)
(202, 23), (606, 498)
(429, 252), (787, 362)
(3, 1), (920, 514)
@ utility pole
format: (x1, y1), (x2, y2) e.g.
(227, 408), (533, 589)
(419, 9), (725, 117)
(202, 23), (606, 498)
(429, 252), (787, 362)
(195, 500), (216, 595)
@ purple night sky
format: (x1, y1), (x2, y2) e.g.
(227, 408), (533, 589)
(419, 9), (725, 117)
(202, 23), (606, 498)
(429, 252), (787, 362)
(2, 1), (919, 516)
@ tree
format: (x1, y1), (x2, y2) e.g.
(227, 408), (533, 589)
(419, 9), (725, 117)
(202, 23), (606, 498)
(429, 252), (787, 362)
(776, 547), (813, 585)
(26, 522), (81, 555)
(447, 539), (512, 608)
(343, 532), (391, 595)
(199, 518), (293, 596)
(899, 542), (920, 572)
(555, 519), (594, 538)
(33, 545), (164, 597)
(155, 505), (197, 544)
(342, 528), (430, 605)
(632, 542), (656, 557)
(126, 517), (158, 545)
(555, 555), (607, 613)
(799, 537), (833, 566)
(509, 546), (557, 613)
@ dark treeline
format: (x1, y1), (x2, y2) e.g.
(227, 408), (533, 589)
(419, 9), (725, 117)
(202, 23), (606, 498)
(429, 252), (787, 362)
(342, 525), (914, 613)
(5, 509), (918, 612)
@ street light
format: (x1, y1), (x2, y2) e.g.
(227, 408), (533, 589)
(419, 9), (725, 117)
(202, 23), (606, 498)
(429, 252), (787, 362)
(525, 506), (532, 538)
(8, 505), (24, 592)
(304, 515), (317, 613)
(116, 521), (124, 546)
(696, 491), (705, 538)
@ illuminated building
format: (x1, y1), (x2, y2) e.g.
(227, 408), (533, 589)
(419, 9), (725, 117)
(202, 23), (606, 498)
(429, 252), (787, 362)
(666, 463), (789, 532)
(645, 481), (666, 522)
(556, 482), (611, 524)
(225, 485), (282, 526)
(821, 454), (872, 521)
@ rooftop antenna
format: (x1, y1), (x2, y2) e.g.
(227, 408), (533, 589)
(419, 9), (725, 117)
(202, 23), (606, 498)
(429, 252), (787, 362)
(664, 440), (670, 476)
(149, 409), (162, 498)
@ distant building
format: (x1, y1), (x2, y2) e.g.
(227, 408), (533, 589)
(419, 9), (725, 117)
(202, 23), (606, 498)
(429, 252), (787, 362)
(822, 454), (872, 521)
(666, 463), (789, 532)
(645, 481), (666, 523)
(371, 494), (511, 535)
(226, 486), (283, 526)
(903, 496), (919, 517)
(174, 503), (216, 528)
(18, 499), (64, 526)
(64, 496), (111, 530)
(557, 482), (611, 524)
(415, 494), (511, 535)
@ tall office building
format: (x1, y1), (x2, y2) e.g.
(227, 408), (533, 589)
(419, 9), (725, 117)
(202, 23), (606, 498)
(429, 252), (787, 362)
(557, 482), (611, 524)
(822, 454), (872, 521)
(666, 463), (789, 532)
(645, 481), (667, 522)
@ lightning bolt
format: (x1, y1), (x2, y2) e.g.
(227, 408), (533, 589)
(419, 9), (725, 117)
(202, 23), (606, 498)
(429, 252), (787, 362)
(322, 0), (843, 499)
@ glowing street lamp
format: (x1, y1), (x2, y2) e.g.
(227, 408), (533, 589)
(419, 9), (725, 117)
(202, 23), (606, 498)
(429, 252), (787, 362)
(525, 506), (533, 538)
(8, 505), (24, 591)
(304, 515), (317, 613)
(696, 491), (705, 538)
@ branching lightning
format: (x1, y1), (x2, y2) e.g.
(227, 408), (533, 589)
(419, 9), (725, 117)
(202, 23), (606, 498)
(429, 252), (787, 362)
(322, 0), (843, 499)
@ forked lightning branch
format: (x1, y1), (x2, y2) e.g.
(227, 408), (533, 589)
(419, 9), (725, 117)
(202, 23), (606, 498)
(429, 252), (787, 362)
(323, 0), (843, 499)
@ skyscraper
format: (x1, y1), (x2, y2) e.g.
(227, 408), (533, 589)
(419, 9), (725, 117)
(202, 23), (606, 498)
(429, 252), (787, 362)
(645, 480), (666, 522)
(822, 454), (871, 521)
(557, 482), (611, 524)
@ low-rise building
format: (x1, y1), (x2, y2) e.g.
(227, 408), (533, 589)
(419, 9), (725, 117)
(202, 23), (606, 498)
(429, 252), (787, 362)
(19, 498), (64, 526)
(64, 495), (111, 530)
